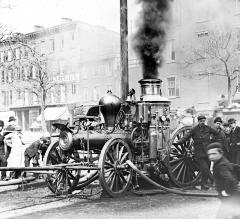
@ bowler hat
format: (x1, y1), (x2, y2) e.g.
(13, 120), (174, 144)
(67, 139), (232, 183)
(0, 120), (4, 127)
(3, 130), (14, 138)
(214, 117), (223, 123)
(8, 116), (16, 122)
(228, 118), (236, 124)
(197, 115), (206, 121)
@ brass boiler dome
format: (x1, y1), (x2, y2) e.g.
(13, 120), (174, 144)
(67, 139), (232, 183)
(99, 92), (121, 129)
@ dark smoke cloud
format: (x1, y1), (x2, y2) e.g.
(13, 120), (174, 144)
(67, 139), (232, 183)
(133, 0), (171, 79)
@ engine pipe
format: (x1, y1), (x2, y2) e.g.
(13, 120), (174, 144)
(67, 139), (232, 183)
(126, 160), (218, 197)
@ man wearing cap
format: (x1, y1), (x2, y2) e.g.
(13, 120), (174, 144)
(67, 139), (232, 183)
(207, 142), (240, 219)
(173, 115), (219, 190)
(6, 116), (16, 131)
(0, 120), (7, 180)
(228, 118), (240, 165)
(213, 117), (230, 159)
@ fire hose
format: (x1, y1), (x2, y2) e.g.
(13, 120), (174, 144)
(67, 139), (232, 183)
(126, 160), (218, 197)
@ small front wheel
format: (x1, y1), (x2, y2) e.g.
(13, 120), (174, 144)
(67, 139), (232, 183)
(98, 138), (133, 197)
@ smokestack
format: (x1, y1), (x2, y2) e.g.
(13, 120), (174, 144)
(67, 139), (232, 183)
(133, 0), (171, 79)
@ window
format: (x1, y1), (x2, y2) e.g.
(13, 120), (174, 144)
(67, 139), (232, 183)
(50, 39), (55, 52)
(9, 90), (12, 105)
(167, 76), (180, 97)
(7, 50), (12, 62)
(16, 68), (20, 80)
(1, 91), (9, 106)
(71, 32), (75, 41)
(17, 89), (21, 99)
(1, 70), (5, 83)
(8, 70), (13, 83)
(59, 61), (65, 75)
(15, 48), (20, 59)
(24, 88), (29, 105)
(72, 83), (76, 95)
(166, 39), (176, 62)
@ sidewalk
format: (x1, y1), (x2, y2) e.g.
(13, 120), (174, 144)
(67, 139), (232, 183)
(0, 177), (46, 193)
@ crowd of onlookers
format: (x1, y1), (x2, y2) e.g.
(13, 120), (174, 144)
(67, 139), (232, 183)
(0, 116), (47, 181)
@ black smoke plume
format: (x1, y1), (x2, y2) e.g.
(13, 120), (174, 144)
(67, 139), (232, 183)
(133, 0), (171, 79)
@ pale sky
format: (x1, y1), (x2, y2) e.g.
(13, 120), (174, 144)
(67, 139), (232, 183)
(0, 0), (140, 33)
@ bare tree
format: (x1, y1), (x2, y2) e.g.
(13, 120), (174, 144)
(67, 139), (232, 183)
(184, 30), (240, 105)
(0, 33), (57, 132)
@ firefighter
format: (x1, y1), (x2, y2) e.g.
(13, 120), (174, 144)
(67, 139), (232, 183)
(173, 115), (219, 190)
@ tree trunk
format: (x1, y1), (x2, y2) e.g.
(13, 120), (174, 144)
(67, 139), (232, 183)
(227, 76), (232, 105)
(40, 91), (47, 133)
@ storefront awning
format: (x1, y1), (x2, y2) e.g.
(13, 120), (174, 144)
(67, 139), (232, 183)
(37, 107), (70, 121)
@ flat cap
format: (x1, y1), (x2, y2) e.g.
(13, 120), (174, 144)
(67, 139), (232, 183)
(197, 115), (206, 121)
(207, 142), (223, 151)
(214, 117), (223, 123)
(228, 118), (236, 124)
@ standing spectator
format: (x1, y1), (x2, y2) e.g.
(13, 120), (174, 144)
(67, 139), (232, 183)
(0, 120), (7, 180)
(173, 115), (219, 190)
(213, 117), (230, 159)
(6, 116), (17, 131)
(207, 142), (240, 219)
(6, 128), (25, 179)
(228, 118), (240, 165)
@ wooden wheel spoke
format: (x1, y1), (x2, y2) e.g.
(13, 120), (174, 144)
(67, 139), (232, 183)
(169, 157), (184, 165)
(120, 152), (129, 163)
(109, 174), (116, 190)
(172, 159), (185, 173)
(107, 152), (114, 164)
(105, 161), (114, 168)
(115, 174), (120, 191)
(116, 143), (120, 160)
(118, 146), (124, 161)
(49, 154), (59, 164)
(119, 171), (127, 184)
(106, 171), (115, 184)
(176, 162), (186, 182)
(67, 177), (72, 187)
(104, 168), (114, 173)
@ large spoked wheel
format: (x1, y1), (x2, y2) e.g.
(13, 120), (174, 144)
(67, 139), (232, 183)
(99, 138), (133, 197)
(167, 126), (201, 187)
(43, 141), (80, 195)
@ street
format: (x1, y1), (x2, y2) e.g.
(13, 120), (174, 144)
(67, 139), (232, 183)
(0, 183), (220, 219)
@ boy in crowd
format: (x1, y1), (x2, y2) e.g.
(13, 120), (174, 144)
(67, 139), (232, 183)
(207, 142), (240, 219)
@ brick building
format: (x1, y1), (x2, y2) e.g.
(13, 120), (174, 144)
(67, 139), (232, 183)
(0, 19), (120, 130)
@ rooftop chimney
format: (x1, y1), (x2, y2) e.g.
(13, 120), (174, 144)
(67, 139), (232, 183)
(61, 17), (73, 23)
(34, 25), (44, 32)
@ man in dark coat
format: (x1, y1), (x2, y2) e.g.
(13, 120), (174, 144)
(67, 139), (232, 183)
(24, 137), (47, 167)
(207, 142), (240, 219)
(228, 118), (240, 165)
(213, 117), (230, 159)
(174, 115), (219, 190)
(0, 120), (7, 180)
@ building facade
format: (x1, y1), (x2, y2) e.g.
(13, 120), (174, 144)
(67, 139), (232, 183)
(128, 0), (240, 114)
(0, 19), (120, 130)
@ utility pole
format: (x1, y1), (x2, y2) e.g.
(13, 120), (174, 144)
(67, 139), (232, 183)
(120, 0), (129, 101)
